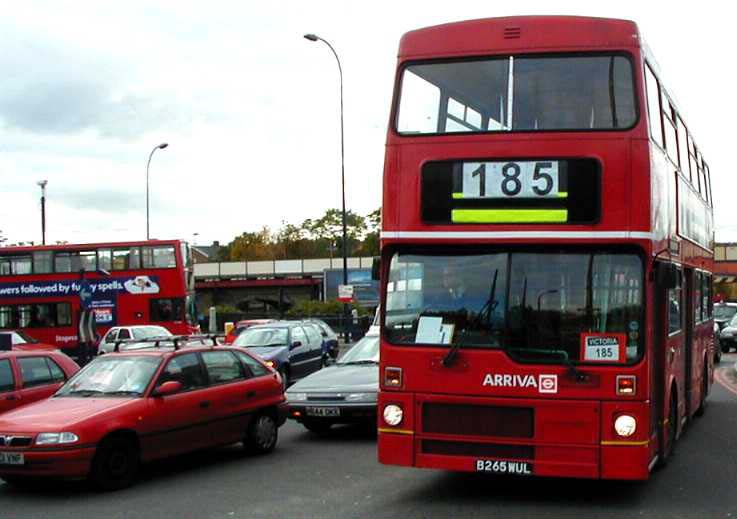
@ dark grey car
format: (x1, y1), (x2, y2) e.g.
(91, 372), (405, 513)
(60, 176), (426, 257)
(233, 322), (324, 386)
(285, 333), (378, 433)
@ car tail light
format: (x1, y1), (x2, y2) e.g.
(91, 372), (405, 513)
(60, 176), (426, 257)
(384, 367), (403, 388)
(616, 375), (636, 396)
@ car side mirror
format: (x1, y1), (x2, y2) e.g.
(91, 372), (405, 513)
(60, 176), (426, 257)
(291, 340), (302, 349)
(153, 380), (183, 397)
(324, 356), (335, 366)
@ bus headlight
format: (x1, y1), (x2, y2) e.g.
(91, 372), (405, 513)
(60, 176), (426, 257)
(614, 415), (637, 437)
(383, 404), (403, 426)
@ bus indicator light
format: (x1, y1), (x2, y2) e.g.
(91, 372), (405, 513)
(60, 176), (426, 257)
(384, 367), (403, 388)
(616, 375), (636, 396)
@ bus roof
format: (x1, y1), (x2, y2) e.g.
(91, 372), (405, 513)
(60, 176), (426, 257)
(398, 16), (641, 59)
(0, 239), (184, 254)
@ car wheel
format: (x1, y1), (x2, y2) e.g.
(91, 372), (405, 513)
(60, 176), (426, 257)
(245, 413), (278, 454)
(90, 436), (139, 491)
(303, 419), (333, 434)
(721, 341), (730, 353)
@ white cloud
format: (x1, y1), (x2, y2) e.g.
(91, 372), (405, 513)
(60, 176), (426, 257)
(0, 0), (734, 246)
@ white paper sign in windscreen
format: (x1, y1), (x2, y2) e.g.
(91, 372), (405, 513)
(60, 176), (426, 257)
(462, 161), (560, 199)
(415, 316), (453, 344)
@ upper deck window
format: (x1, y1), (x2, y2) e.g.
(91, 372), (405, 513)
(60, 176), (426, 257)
(397, 54), (636, 135)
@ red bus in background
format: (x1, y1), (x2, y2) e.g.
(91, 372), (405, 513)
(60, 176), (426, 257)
(0, 240), (198, 359)
(378, 16), (714, 480)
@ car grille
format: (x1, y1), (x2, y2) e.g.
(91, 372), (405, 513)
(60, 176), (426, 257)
(422, 440), (534, 459)
(422, 403), (534, 438)
(307, 394), (346, 401)
(0, 436), (33, 447)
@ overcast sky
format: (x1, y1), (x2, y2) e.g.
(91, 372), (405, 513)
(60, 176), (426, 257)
(2, 0), (734, 247)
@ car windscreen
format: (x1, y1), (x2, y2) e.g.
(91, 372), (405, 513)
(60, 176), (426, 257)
(337, 336), (379, 364)
(384, 249), (643, 365)
(57, 356), (161, 397)
(715, 305), (737, 321)
(234, 328), (289, 347)
(397, 54), (636, 135)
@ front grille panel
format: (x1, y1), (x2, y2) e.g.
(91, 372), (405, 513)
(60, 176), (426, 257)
(423, 403), (534, 438)
(422, 440), (534, 459)
(0, 436), (32, 447)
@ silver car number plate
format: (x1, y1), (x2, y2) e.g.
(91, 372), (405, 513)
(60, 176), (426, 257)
(0, 452), (24, 465)
(305, 406), (340, 417)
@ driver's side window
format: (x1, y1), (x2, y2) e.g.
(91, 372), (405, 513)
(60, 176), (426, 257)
(0, 360), (14, 393)
(158, 353), (206, 392)
(291, 327), (306, 347)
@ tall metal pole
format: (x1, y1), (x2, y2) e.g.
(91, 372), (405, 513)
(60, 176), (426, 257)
(37, 180), (48, 245)
(304, 34), (350, 333)
(146, 143), (169, 240)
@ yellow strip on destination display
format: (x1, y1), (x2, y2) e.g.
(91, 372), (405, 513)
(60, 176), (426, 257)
(451, 209), (569, 224)
(452, 192), (464, 199)
(557, 191), (568, 198)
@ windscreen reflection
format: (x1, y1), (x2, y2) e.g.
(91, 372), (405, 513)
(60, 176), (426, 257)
(384, 251), (643, 363)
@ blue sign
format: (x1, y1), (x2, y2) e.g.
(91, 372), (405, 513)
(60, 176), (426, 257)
(0, 275), (161, 328)
(323, 268), (378, 306)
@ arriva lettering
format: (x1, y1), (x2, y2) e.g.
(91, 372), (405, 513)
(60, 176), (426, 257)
(482, 373), (538, 388)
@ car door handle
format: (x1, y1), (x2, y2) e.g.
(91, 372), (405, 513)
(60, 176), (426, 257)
(5, 394), (18, 401)
(199, 400), (210, 409)
(245, 391), (257, 399)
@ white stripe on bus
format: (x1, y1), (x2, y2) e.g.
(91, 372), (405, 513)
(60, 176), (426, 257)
(380, 231), (655, 240)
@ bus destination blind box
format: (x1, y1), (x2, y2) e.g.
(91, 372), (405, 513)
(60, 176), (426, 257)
(421, 158), (600, 224)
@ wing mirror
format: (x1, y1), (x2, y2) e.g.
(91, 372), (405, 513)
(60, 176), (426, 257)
(291, 340), (302, 350)
(153, 380), (183, 397)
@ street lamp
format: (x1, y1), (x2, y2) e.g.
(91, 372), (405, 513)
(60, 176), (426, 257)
(37, 180), (48, 245)
(304, 33), (350, 329)
(146, 143), (169, 240)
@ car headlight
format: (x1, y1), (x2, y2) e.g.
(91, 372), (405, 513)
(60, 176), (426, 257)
(36, 432), (79, 445)
(345, 392), (377, 402)
(383, 404), (403, 426)
(614, 415), (637, 437)
(265, 360), (277, 369)
(287, 392), (307, 402)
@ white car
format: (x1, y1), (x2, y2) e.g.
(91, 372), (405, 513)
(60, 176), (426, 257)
(98, 325), (172, 354)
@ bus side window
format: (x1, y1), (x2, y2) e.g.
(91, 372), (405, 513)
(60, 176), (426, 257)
(668, 269), (682, 334)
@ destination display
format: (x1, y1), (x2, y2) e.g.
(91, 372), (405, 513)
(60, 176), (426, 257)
(421, 158), (600, 224)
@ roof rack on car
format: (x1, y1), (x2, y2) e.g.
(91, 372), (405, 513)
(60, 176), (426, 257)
(112, 334), (225, 352)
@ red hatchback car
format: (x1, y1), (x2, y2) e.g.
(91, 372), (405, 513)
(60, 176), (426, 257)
(0, 349), (80, 415)
(0, 344), (286, 490)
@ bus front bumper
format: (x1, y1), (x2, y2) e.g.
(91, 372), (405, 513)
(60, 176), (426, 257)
(377, 392), (653, 480)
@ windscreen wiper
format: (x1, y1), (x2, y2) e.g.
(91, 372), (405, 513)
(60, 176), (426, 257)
(443, 269), (499, 368)
(505, 348), (588, 382)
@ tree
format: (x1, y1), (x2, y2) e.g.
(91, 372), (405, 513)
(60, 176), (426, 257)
(305, 209), (366, 256)
(357, 208), (380, 256)
(227, 227), (274, 261)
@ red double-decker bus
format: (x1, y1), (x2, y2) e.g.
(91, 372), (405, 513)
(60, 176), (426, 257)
(377, 16), (714, 480)
(0, 240), (198, 358)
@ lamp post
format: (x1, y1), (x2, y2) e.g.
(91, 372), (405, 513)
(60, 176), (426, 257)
(146, 143), (169, 240)
(37, 180), (48, 245)
(304, 33), (350, 333)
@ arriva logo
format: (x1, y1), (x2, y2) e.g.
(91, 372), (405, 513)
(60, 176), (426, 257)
(482, 373), (558, 394)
